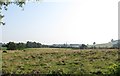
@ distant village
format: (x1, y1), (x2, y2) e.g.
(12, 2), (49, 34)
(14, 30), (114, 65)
(50, 39), (120, 49)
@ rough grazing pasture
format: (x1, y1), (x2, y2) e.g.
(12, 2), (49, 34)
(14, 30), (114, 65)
(2, 48), (119, 75)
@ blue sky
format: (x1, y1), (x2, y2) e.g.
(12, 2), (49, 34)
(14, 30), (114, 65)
(0, 0), (119, 45)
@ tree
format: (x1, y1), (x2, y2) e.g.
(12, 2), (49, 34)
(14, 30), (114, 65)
(80, 44), (87, 49)
(26, 41), (32, 48)
(111, 39), (114, 42)
(26, 41), (42, 48)
(93, 42), (96, 49)
(16, 42), (26, 50)
(0, 0), (41, 25)
(6, 42), (26, 50)
(6, 42), (17, 50)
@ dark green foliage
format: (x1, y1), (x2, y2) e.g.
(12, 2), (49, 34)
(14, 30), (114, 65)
(107, 63), (120, 76)
(16, 43), (26, 50)
(6, 42), (17, 50)
(26, 41), (42, 48)
(115, 64), (120, 76)
(6, 42), (25, 50)
(4, 41), (48, 50)
(2, 43), (6, 47)
(3, 50), (7, 53)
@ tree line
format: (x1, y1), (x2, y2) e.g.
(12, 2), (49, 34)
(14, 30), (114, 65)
(2, 41), (48, 50)
(2, 41), (120, 50)
(2, 41), (88, 50)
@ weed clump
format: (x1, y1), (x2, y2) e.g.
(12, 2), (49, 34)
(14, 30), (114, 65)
(3, 50), (7, 53)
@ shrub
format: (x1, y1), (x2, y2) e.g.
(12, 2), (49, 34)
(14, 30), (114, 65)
(3, 50), (7, 53)
(107, 63), (120, 76)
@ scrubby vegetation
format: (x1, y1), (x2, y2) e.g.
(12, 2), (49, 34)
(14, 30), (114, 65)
(2, 48), (119, 75)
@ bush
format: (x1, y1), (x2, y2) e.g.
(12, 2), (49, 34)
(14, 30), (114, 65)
(3, 50), (7, 53)
(107, 63), (120, 76)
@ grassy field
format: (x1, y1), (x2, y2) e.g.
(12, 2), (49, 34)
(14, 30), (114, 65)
(1, 48), (119, 75)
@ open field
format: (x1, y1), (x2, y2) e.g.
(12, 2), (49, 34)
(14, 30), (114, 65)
(1, 48), (119, 75)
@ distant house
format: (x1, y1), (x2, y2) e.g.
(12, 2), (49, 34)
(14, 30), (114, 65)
(70, 44), (81, 48)
(51, 44), (82, 48)
(94, 42), (113, 48)
(111, 40), (118, 45)
(111, 40), (120, 48)
(87, 39), (120, 49)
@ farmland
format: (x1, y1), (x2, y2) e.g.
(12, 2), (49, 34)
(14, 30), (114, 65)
(1, 48), (119, 75)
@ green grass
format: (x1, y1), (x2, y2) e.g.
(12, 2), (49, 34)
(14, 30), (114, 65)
(2, 48), (119, 75)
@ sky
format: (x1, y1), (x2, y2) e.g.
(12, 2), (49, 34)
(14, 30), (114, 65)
(0, 0), (119, 45)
